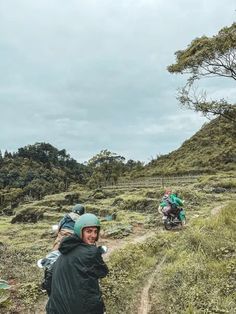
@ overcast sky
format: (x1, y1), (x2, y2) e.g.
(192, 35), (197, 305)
(0, 0), (235, 163)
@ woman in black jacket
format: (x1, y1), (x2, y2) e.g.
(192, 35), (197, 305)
(46, 213), (109, 314)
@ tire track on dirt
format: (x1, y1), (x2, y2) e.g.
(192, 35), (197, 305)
(101, 229), (156, 260)
(138, 256), (166, 314)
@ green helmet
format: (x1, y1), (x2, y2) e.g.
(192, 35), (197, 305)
(74, 213), (100, 241)
(72, 204), (85, 215)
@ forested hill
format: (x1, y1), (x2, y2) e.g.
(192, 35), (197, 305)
(142, 113), (236, 176)
(0, 143), (88, 203)
(0, 144), (144, 209)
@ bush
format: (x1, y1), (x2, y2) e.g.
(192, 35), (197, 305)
(120, 197), (157, 213)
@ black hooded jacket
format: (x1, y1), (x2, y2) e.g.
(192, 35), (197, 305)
(46, 235), (109, 314)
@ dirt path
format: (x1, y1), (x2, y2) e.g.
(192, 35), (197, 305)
(100, 226), (156, 260)
(138, 256), (166, 314)
(33, 225), (156, 314)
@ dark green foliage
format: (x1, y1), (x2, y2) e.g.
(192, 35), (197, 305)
(0, 144), (145, 210)
(168, 23), (236, 77)
(18, 143), (76, 168)
(86, 150), (126, 188)
(168, 23), (236, 120)
(0, 143), (89, 206)
(86, 150), (144, 188)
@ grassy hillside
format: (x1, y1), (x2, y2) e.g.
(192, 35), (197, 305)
(142, 114), (236, 176)
(0, 174), (235, 313)
(0, 116), (235, 313)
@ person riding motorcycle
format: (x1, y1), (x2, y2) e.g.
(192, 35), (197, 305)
(38, 204), (86, 294)
(52, 203), (85, 250)
(46, 213), (109, 314)
(158, 189), (184, 220)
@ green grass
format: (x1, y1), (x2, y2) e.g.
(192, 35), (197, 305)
(0, 182), (235, 313)
(148, 201), (236, 314)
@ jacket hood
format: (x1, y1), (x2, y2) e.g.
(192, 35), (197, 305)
(59, 234), (83, 254)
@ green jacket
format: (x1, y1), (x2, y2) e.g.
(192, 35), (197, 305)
(46, 235), (108, 314)
(160, 193), (183, 208)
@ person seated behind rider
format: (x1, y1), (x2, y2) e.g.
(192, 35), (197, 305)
(39, 204), (85, 295)
(46, 213), (109, 314)
(159, 188), (184, 217)
(52, 203), (85, 250)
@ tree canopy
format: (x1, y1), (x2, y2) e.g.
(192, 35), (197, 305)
(86, 150), (144, 188)
(168, 23), (236, 121)
(86, 150), (126, 188)
(0, 142), (89, 207)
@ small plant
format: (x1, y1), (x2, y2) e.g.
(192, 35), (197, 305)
(0, 279), (10, 309)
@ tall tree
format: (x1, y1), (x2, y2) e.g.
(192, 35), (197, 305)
(168, 23), (236, 122)
(87, 150), (126, 187)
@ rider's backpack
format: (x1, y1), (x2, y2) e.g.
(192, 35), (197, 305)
(163, 195), (177, 209)
(58, 212), (79, 231)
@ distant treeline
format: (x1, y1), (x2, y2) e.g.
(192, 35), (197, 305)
(0, 143), (144, 208)
(2, 111), (235, 210)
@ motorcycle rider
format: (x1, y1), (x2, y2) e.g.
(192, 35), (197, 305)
(52, 203), (85, 250)
(38, 204), (85, 294)
(158, 188), (184, 219)
(46, 213), (109, 314)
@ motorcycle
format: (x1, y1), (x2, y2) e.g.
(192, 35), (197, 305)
(37, 249), (61, 295)
(162, 208), (186, 230)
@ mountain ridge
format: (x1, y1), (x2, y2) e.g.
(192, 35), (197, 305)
(142, 113), (236, 176)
